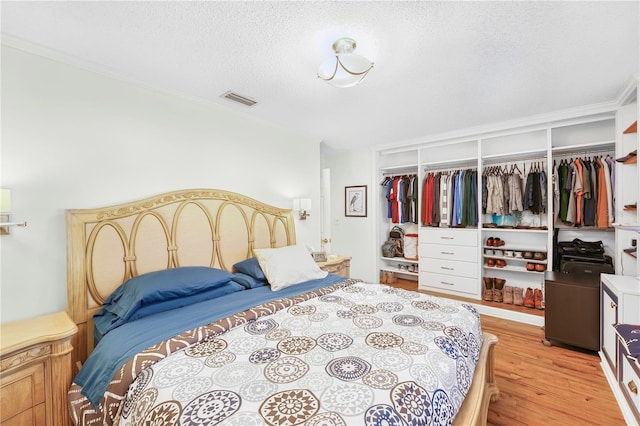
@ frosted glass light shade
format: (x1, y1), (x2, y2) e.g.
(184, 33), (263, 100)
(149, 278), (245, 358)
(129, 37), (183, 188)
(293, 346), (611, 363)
(293, 198), (311, 211)
(317, 38), (374, 88)
(0, 189), (11, 213)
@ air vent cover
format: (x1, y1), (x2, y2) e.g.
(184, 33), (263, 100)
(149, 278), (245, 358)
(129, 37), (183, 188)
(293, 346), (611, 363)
(220, 91), (258, 107)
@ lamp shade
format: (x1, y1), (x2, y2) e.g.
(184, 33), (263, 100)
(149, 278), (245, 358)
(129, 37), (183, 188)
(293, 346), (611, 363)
(293, 198), (311, 211)
(318, 38), (374, 88)
(0, 189), (11, 213)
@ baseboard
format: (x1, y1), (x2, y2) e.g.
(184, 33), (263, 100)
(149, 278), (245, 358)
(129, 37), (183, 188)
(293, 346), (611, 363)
(472, 302), (544, 326)
(599, 351), (639, 425)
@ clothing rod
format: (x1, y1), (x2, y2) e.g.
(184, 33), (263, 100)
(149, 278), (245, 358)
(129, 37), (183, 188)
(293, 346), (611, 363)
(423, 166), (477, 174)
(552, 149), (613, 159)
(482, 156), (547, 168)
(382, 172), (417, 177)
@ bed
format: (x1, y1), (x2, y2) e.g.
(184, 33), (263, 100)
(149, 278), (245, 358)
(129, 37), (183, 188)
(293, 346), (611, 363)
(65, 189), (499, 425)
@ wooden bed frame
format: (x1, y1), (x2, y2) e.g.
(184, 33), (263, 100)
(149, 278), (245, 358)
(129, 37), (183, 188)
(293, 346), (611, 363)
(65, 188), (498, 425)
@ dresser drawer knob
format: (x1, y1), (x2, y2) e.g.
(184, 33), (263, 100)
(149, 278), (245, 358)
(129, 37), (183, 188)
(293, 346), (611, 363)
(441, 251), (454, 255)
(440, 266), (454, 270)
(440, 281), (454, 286)
(628, 380), (638, 395)
(440, 236), (454, 240)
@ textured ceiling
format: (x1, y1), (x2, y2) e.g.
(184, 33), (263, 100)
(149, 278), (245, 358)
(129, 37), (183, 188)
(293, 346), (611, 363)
(1, 1), (639, 150)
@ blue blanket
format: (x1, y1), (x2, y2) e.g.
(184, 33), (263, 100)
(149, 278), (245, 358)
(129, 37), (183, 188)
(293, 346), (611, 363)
(75, 274), (347, 407)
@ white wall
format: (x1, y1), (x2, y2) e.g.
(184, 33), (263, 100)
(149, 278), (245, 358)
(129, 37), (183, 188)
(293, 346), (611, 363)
(0, 45), (322, 323)
(321, 145), (377, 283)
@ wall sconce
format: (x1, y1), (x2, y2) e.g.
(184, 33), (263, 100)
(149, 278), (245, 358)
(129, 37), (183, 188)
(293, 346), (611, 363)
(293, 198), (311, 220)
(0, 189), (27, 235)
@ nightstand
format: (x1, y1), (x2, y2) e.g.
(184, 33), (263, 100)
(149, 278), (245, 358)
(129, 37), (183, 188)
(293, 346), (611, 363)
(317, 255), (351, 278)
(1, 311), (77, 426)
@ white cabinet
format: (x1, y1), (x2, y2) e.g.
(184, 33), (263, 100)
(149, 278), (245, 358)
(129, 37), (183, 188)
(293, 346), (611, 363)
(419, 228), (479, 297)
(600, 274), (640, 425)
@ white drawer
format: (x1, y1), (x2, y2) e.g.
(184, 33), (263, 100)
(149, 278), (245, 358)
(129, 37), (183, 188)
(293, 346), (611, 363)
(620, 347), (640, 423)
(421, 244), (478, 262)
(420, 228), (477, 247)
(420, 258), (478, 279)
(419, 272), (478, 295)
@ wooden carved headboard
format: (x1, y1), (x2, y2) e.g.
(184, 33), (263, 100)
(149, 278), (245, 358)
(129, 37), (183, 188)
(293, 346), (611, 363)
(66, 189), (295, 367)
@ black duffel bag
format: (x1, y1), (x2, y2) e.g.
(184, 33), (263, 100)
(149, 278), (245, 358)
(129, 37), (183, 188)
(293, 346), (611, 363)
(558, 238), (605, 256)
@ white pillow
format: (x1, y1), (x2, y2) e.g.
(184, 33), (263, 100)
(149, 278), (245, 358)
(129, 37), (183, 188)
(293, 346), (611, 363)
(253, 245), (328, 291)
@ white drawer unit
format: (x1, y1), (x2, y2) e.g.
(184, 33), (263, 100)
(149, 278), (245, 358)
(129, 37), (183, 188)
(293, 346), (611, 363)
(421, 258), (478, 279)
(419, 272), (478, 295)
(419, 228), (480, 298)
(421, 244), (478, 262)
(419, 228), (477, 247)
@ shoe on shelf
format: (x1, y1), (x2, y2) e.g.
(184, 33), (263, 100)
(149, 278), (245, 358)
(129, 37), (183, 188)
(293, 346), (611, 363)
(526, 263), (535, 271)
(534, 288), (545, 309)
(380, 270), (387, 284)
(524, 287), (535, 308)
(496, 259), (507, 268)
(535, 263), (546, 272)
(487, 258), (496, 267)
(493, 238), (505, 247)
(503, 285), (513, 304)
(483, 277), (494, 301)
(533, 252), (547, 260)
(486, 237), (494, 247)
(513, 287), (524, 306)
(387, 271), (397, 284)
(616, 150), (637, 163)
(493, 278), (505, 303)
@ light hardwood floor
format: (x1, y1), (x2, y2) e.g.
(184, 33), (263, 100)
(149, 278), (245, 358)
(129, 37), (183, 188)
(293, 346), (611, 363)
(389, 278), (626, 426)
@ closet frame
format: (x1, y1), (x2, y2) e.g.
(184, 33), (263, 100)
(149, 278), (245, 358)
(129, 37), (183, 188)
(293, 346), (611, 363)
(375, 77), (639, 324)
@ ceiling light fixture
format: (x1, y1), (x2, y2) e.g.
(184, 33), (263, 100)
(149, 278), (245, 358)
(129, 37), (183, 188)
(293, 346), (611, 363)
(317, 37), (374, 88)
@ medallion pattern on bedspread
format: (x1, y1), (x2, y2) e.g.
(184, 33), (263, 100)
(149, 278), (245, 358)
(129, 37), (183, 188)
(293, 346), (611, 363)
(71, 280), (483, 425)
(121, 284), (481, 426)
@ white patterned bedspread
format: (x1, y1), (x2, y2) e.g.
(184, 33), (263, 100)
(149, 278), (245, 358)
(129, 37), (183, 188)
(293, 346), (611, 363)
(116, 282), (482, 426)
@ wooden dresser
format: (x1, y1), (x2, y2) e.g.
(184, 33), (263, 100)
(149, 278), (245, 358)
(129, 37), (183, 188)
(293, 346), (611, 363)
(1, 311), (77, 426)
(317, 255), (351, 278)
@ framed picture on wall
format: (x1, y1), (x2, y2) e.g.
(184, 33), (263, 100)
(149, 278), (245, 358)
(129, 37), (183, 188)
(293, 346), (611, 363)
(345, 185), (367, 217)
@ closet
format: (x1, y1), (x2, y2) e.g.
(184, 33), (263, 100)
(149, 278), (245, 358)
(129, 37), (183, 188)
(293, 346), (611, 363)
(419, 140), (480, 298)
(377, 149), (419, 279)
(375, 77), (639, 323)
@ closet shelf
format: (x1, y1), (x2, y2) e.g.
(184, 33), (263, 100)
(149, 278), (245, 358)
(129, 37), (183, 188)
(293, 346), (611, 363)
(623, 120), (637, 134)
(381, 164), (418, 173)
(482, 264), (546, 274)
(380, 266), (418, 276)
(481, 227), (548, 233)
(381, 257), (418, 263)
(613, 223), (640, 232)
(555, 225), (615, 232)
(483, 244), (547, 253)
(422, 156), (477, 168)
(482, 148), (547, 161)
(551, 140), (615, 154)
(483, 255), (547, 264)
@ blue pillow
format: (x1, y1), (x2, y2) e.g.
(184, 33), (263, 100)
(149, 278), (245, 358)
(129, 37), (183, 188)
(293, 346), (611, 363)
(94, 280), (245, 339)
(233, 257), (266, 281)
(231, 272), (268, 289)
(102, 266), (235, 321)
